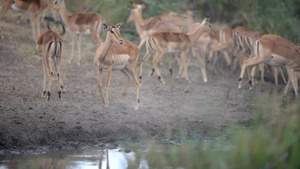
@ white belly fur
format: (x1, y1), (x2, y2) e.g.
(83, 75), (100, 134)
(100, 54), (130, 71)
(11, 4), (28, 13)
(76, 29), (91, 35)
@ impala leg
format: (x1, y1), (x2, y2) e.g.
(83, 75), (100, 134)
(120, 69), (130, 97)
(279, 67), (287, 84)
(53, 45), (63, 100)
(194, 48), (207, 83)
(58, 43), (64, 92)
(0, 0), (13, 19)
(223, 49), (232, 66)
(232, 57), (239, 72)
(238, 55), (267, 89)
(97, 68), (105, 105)
(208, 43), (230, 65)
(269, 66), (279, 85)
(36, 14), (41, 39)
(126, 65), (140, 110)
(152, 51), (166, 85)
(138, 38), (146, 49)
(259, 63), (265, 83)
(168, 54), (173, 76)
(29, 11), (38, 40)
(286, 68), (298, 96)
(69, 32), (76, 63)
(176, 54), (184, 79)
(181, 51), (191, 84)
(274, 68), (279, 85)
(42, 54), (47, 97)
(249, 66), (257, 89)
(104, 66), (113, 108)
(139, 51), (152, 82)
(46, 53), (53, 102)
(77, 34), (82, 65)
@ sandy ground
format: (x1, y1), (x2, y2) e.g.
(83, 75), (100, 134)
(0, 14), (287, 151)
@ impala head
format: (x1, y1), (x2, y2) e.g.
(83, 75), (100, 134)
(127, 2), (145, 22)
(201, 16), (216, 35)
(104, 23), (124, 45)
(48, 0), (64, 10)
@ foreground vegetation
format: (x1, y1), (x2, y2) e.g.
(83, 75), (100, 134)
(139, 96), (300, 168)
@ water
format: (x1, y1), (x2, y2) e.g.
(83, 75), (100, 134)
(0, 148), (149, 169)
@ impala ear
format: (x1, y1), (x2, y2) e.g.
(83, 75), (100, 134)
(115, 22), (123, 29)
(206, 16), (210, 23)
(103, 23), (110, 31)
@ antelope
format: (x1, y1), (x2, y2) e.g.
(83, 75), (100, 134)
(232, 27), (287, 88)
(238, 34), (300, 96)
(49, 0), (106, 65)
(0, 0), (50, 40)
(94, 23), (140, 110)
(207, 28), (234, 68)
(139, 17), (215, 85)
(243, 29), (286, 88)
(37, 16), (65, 102)
(127, 2), (184, 49)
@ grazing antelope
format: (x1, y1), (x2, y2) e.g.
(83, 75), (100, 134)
(94, 23), (140, 110)
(37, 17), (65, 102)
(139, 17), (215, 85)
(238, 34), (300, 96)
(49, 0), (106, 65)
(0, 0), (50, 40)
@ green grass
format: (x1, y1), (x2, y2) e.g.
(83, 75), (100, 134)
(139, 96), (300, 169)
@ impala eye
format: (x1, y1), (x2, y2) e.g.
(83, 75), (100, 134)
(110, 30), (115, 34)
(54, 1), (57, 4)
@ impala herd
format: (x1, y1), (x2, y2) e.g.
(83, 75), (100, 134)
(1, 0), (300, 110)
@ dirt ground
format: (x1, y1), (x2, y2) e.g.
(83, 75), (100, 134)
(0, 14), (286, 151)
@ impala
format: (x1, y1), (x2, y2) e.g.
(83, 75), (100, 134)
(0, 0), (50, 40)
(94, 23), (140, 110)
(127, 2), (184, 49)
(238, 34), (300, 95)
(139, 17), (215, 85)
(49, 0), (106, 65)
(234, 27), (287, 88)
(207, 28), (234, 67)
(37, 17), (65, 102)
(180, 11), (217, 82)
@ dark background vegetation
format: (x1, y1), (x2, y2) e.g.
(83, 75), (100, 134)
(64, 0), (300, 44)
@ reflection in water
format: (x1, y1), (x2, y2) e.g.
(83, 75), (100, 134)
(0, 148), (149, 169)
